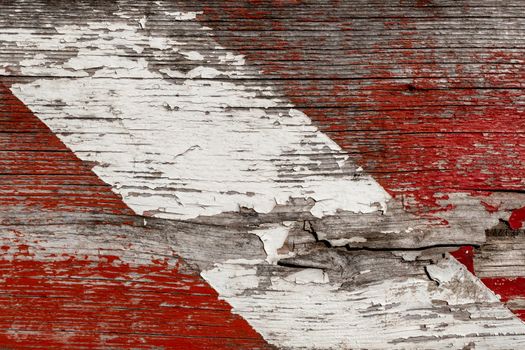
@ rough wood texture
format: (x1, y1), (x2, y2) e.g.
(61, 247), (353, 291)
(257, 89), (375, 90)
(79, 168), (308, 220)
(2, 0), (524, 249)
(2, 0), (525, 348)
(187, 0), (525, 241)
(4, 211), (525, 349)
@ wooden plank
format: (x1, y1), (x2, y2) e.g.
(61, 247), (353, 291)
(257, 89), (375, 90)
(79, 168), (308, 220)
(2, 0), (524, 248)
(1, 0), (525, 348)
(2, 211), (525, 349)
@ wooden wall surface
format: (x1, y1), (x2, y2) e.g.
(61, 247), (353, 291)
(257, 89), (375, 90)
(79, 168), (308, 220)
(1, 1), (525, 349)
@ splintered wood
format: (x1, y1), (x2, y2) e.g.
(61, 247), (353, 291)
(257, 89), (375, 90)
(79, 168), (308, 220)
(1, 1), (525, 349)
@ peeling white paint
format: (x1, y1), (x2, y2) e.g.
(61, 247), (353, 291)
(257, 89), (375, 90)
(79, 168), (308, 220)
(202, 256), (525, 349)
(138, 16), (147, 29)
(186, 66), (226, 78)
(250, 224), (292, 264)
(284, 268), (330, 284)
(201, 260), (260, 297)
(181, 50), (204, 61)
(329, 237), (368, 246)
(165, 11), (202, 21)
(8, 18), (391, 221)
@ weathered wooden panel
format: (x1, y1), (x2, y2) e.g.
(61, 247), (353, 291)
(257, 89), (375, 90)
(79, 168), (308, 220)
(1, 0), (525, 348)
(4, 213), (525, 349)
(4, 0), (522, 248)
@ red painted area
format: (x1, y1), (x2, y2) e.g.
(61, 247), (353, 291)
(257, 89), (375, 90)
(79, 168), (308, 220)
(481, 278), (525, 302)
(0, 240), (272, 349)
(0, 83), (132, 215)
(509, 206), (525, 230)
(514, 310), (525, 319)
(450, 246), (475, 274)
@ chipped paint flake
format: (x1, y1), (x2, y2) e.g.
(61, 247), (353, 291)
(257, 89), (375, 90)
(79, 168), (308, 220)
(181, 50), (204, 61)
(165, 11), (202, 21)
(251, 224), (292, 265)
(284, 268), (330, 284)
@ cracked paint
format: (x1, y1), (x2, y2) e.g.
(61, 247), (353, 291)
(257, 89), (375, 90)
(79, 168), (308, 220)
(7, 17), (391, 222)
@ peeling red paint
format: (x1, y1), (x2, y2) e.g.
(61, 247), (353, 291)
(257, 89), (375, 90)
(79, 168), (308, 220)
(480, 201), (500, 214)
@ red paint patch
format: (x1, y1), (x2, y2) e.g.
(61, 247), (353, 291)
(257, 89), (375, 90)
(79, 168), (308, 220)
(481, 277), (525, 303)
(514, 310), (525, 320)
(480, 201), (500, 214)
(450, 246), (474, 274)
(509, 206), (525, 230)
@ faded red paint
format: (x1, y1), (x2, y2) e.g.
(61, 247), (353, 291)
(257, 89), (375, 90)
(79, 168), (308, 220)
(0, 239), (272, 349)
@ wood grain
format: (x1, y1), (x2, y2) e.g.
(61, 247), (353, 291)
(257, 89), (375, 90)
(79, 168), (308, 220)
(2, 0), (525, 348)
(190, 0), (525, 237)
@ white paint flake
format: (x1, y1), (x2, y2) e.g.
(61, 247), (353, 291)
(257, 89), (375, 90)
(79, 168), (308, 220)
(284, 268), (330, 284)
(250, 224), (292, 264)
(202, 261), (260, 297)
(138, 16), (147, 29)
(181, 50), (204, 61)
(186, 66), (225, 78)
(165, 11), (202, 21)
